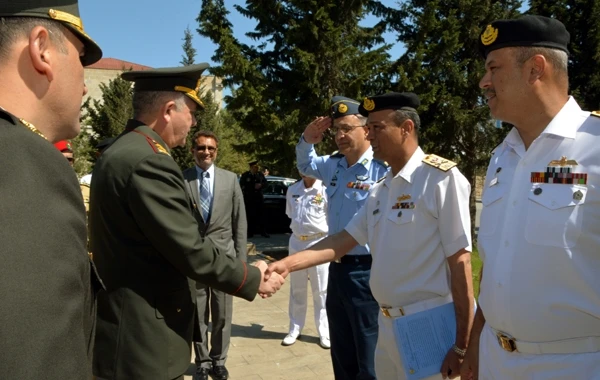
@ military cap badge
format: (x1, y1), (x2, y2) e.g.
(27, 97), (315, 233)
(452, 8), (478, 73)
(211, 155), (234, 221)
(363, 97), (375, 111)
(338, 103), (348, 113)
(481, 25), (498, 45)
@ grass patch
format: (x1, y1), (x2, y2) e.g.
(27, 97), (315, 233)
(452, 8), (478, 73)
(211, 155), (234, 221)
(471, 247), (482, 298)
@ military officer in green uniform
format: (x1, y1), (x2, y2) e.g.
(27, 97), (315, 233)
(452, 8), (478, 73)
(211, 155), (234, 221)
(89, 64), (285, 380)
(0, 0), (103, 378)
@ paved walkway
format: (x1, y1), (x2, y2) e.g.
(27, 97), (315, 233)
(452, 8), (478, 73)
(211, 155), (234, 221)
(184, 234), (334, 380)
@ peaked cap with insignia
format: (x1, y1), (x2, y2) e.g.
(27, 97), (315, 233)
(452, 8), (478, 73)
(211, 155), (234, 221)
(358, 92), (420, 117)
(121, 63), (210, 109)
(330, 96), (361, 119)
(0, 0), (102, 66)
(479, 15), (570, 58)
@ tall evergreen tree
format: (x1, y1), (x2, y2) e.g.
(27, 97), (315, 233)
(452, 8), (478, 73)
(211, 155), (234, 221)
(71, 129), (94, 178)
(381, 0), (522, 239)
(528, 0), (600, 111)
(181, 26), (197, 66)
(81, 75), (134, 160)
(197, 0), (391, 177)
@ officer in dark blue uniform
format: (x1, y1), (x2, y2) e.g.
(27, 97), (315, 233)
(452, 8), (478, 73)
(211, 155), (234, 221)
(296, 96), (388, 379)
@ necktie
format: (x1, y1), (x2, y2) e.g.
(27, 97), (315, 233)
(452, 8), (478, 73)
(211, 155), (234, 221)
(200, 171), (211, 221)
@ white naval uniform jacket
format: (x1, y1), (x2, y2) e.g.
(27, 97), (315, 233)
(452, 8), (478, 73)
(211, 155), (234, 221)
(478, 97), (600, 378)
(345, 147), (472, 308)
(286, 179), (329, 243)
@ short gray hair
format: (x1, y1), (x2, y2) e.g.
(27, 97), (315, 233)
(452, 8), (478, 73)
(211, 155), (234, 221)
(132, 91), (187, 118)
(0, 17), (67, 62)
(393, 108), (421, 130)
(514, 46), (568, 76)
(356, 114), (368, 127)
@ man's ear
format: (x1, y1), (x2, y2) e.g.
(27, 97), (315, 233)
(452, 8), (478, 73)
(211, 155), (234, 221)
(529, 55), (546, 84)
(29, 26), (54, 82)
(402, 119), (415, 136)
(361, 125), (369, 139)
(162, 100), (177, 123)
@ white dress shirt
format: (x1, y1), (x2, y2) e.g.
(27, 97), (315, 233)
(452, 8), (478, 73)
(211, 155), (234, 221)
(345, 147), (472, 307)
(478, 97), (600, 378)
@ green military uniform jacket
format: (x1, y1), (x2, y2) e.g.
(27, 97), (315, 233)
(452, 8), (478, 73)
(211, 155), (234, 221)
(90, 120), (261, 380)
(0, 110), (101, 378)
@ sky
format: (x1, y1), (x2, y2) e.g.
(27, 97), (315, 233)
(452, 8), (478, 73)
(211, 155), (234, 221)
(80, 0), (404, 69)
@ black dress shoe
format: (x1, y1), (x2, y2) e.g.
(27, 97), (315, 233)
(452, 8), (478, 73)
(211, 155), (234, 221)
(194, 367), (210, 380)
(210, 365), (229, 380)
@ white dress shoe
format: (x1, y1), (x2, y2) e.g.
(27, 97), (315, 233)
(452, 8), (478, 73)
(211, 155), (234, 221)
(282, 333), (299, 346)
(319, 336), (331, 349)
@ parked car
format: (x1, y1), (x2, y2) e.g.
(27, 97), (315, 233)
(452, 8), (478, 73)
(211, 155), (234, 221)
(262, 176), (297, 233)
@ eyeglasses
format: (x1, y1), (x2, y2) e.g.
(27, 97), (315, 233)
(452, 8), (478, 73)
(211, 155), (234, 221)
(330, 125), (356, 135)
(194, 145), (217, 152)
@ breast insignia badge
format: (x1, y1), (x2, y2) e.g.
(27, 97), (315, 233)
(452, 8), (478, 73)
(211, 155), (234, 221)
(530, 156), (586, 184)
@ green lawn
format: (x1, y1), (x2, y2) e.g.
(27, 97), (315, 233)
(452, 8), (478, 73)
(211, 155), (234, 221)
(471, 247), (482, 298)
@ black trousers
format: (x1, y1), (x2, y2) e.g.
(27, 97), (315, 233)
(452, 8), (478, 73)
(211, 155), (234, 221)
(244, 194), (266, 235)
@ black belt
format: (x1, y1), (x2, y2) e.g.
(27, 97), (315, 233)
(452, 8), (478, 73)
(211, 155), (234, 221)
(333, 255), (372, 265)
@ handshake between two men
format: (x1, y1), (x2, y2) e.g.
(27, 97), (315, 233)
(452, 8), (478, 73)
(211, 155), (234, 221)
(253, 260), (286, 299)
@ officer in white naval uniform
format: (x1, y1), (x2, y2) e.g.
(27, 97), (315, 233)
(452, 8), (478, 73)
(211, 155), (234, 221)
(282, 175), (330, 349)
(460, 15), (600, 380)
(268, 92), (475, 380)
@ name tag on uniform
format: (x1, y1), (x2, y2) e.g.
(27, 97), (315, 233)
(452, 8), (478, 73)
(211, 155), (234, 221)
(489, 177), (498, 187)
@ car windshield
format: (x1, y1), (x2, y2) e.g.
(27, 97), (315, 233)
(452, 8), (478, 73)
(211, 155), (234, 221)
(263, 177), (296, 196)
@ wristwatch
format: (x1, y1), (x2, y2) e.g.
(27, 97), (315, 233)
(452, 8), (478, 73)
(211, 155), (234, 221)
(452, 344), (466, 358)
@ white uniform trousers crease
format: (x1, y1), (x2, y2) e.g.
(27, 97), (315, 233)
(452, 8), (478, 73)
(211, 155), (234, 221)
(288, 234), (329, 339)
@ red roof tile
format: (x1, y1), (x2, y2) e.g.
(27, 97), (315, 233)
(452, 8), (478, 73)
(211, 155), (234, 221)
(87, 58), (152, 71)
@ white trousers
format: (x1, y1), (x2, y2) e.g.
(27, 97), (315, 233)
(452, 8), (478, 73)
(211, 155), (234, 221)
(479, 323), (600, 379)
(288, 234), (330, 338)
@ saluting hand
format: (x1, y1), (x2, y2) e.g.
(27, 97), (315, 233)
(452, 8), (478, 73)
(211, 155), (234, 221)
(303, 116), (331, 144)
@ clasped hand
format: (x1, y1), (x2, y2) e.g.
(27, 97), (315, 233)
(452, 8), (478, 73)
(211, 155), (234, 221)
(253, 260), (285, 299)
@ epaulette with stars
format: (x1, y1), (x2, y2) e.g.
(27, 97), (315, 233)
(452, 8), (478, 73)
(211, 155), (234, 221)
(422, 154), (457, 172)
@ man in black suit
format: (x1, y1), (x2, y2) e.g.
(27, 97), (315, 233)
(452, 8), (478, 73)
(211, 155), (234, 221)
(240, 160), (269, 237)
(0, 1), (103, 378)
(183, 130), (247, 380)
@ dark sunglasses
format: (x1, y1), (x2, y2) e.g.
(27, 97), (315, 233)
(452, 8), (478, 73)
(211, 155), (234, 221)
(194, 145), (217, 152)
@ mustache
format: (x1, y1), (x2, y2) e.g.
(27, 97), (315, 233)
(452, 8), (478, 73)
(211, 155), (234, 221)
(483, 89), (496, 98)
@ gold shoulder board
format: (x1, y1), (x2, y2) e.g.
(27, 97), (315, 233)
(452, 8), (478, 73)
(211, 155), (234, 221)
(152, 140), (171, 156)
(422, 154), (457, 172)
(591, 111), (600, 118)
